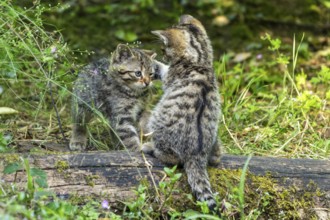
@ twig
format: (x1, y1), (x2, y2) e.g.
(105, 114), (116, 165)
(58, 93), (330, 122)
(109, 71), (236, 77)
(48, 73), (66, 141)
(140, 130), (160, 199)
(222, 114), (243, 151)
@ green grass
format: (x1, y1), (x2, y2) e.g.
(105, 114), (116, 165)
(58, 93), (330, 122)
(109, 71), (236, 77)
(217, 34), (329, 159)
(0, 1), (329, 219)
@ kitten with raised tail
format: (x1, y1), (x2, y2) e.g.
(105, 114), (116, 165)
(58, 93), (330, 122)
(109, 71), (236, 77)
(70, 44), (167, 151)
(143, 15), (222, 211)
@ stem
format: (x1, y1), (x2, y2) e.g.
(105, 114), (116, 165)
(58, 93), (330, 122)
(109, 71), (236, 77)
(48, 72), (66, 140)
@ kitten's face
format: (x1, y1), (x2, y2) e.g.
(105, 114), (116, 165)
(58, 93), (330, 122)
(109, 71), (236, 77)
(111, 45), (157, 91)
(151, 15), (210, 64)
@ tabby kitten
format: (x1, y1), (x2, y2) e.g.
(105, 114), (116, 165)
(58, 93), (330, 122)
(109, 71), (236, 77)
(143, 15), (222, 211)
(70, 44), (166, 151)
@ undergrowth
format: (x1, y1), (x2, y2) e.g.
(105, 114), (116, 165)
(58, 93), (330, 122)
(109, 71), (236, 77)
(217, 34), (329, 159)
(0, 0), (76, 151)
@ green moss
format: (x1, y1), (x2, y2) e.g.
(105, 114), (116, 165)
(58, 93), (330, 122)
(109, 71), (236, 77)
(208, 167), (321, 219)
(137, 172), (196, 216)
(84, 175), (99, 187)
(55, 160), (69, 173)
(68, 193), (99, 206)
(0, 154), (20, 165)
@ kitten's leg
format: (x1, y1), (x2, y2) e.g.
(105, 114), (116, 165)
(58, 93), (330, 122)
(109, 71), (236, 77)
(138, 110), (152, 135)
(70, 103), (91, 151)
(113, 115), (141, 151)
(208, 139), (222, 166)
(142, 142), (180, 165)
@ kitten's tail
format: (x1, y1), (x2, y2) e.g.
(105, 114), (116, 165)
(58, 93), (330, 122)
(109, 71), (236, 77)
(184, 156), (217, 212)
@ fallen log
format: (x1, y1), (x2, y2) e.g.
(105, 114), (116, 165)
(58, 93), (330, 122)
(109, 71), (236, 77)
(1, 151), (329, 207)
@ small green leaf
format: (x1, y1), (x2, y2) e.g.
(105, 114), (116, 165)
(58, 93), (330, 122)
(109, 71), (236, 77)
(115, 30), (138, 42)
(183, 209), (201, 218)
(137, 184), (146, 194)
(197, 201), (210, 214)
(124, 32), (138, 42)
(173, 173), (182, 181)
(31, 167), (47, 179)
(35, 177), (48, 188)
(159, 181), (166, 191)
(164, 165), (177, 176)
(276, 54), (289, 65)
(34, 190), (53, 198)
(269, 38), (281, 51)
(115, 30), (125, 40)
(326, 90), (330, 100)
(164, 167), (172, 176)
(4, 162), (22, 174)
(18, 192), (26, 201)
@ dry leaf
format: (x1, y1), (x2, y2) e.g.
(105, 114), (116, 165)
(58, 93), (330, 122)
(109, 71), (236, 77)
(212, 15), (229, 27)
(0, 107), (19, 115)
(233, 52), (252, 63)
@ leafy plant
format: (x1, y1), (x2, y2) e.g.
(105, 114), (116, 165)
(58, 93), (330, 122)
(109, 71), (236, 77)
(0, 132), (12, 153)
(311, 66), (330, 85)
(1, 158), (111, 219)
(122, 165), (185, 219)
(0, 0), (75, 147)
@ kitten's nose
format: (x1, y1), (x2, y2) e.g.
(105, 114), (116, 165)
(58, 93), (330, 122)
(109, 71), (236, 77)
(143, 78), (150, 86)
(140, 77), (150, 86)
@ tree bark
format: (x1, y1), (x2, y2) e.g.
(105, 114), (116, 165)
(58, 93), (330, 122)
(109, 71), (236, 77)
(1, 151), (329, 204)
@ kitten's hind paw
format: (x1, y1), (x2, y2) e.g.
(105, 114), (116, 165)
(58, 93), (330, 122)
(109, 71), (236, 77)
(208, 155), (221, 166)
(141, 142), (155, 156)
(69, 141), (87, 151)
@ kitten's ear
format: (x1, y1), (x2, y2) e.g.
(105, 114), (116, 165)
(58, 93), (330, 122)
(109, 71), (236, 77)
(141, 50), (157, 59)
(178, 14), (206, 35)
(112, 44), (134, 63)
(179, 14), (195, 24)
(151, 30), (168, 45)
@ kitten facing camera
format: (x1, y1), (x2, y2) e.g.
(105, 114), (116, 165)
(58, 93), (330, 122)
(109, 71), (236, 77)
(70, 44), (167, 151)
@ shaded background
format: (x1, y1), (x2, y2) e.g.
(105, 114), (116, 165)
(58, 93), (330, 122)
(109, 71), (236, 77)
(20, 0), (330, 61)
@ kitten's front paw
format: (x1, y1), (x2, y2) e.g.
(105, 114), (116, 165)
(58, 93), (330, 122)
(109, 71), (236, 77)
(69, 140), (87, 151)
(141, 142), (155, 156)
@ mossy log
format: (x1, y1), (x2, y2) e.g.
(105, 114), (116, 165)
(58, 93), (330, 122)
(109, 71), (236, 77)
(1, 151), (329, 204)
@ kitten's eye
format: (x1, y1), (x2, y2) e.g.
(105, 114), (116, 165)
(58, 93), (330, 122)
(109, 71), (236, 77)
(135, 71), (142, 77)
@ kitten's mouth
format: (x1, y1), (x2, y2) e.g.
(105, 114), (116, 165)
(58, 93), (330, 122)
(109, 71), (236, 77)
(134, 82), (151, 91)
(138, 79), (151, 88)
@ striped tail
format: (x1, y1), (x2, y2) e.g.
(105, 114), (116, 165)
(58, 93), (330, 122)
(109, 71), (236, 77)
(184, 156), (217, 212)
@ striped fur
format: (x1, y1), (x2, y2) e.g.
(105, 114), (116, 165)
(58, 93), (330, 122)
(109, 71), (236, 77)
(143, 15), (222, 211)
(70, 44), (167, 151)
